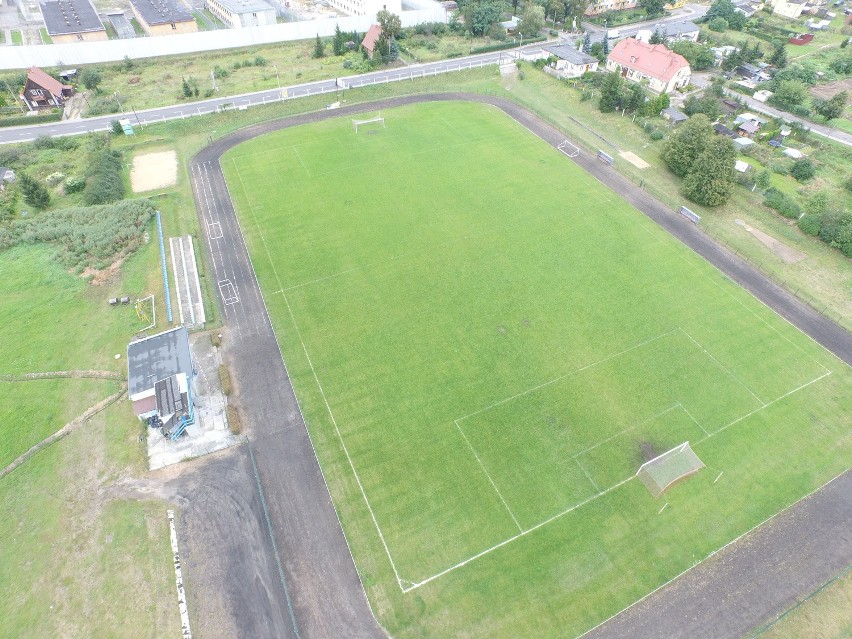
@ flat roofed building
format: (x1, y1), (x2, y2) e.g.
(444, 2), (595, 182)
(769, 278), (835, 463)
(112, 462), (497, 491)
(129, 0), (198, 35)
(128, 326), (194, 417)
(40, 0), (107, 42)
(205, 0), (277, 28)
(327, 0), (401, 17)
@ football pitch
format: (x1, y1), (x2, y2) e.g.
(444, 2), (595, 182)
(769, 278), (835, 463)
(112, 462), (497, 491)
(222, 101), (851, 636)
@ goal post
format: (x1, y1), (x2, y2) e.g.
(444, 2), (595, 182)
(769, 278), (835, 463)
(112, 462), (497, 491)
(558, 139), (580, 158)
(636, 442), (704, 498)
(135, 294), (156, 332)
(353, 115), (385, 133)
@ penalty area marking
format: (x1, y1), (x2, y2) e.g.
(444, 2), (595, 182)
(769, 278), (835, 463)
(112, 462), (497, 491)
(218, 279), (239, 306)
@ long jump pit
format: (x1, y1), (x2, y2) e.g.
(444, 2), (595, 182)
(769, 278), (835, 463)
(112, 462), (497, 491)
(131, 150), (178, 193)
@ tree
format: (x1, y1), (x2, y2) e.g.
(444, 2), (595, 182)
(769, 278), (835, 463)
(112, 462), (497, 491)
(670, 41), (715, 70)
(602, 35), (609, 57)
(582, 32), (591, 54)
(465, 0), (505, 37)
(649, 28), (666, 45)
(17, 173), (50, 210)
(80, 68), (102, 93)
(708, 17), (728, 32)
(313, 34), (325, 58)
(376, 9), (402, 39)
(683, 94), (722, 119)
(681, 136), (736, 206)
(755, 168), (772, 190)
(790, 158), (815, 181)
(626, 83), (646, 112)
(661, 113), (714, 177)
(769, 42), (787, 69)
(599, 71), (625, 112)
(740, 40), (762, 63)
(589, 41), (605, 61)
(332, 24), (346, 56)
(769, 79), (808, 110)
(389, 37), (400, 61)
(640, 0), (666, 17)
(519, 5), (545, 36)
(813, 91), (848, 121)
(703, 0), (746, 29)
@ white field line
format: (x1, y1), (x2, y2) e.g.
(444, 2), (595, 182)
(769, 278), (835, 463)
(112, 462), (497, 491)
(575, 467), (851, 639)
(456, 329), (680, 425)
(454, 420), (523, 532)
(570, 404), (681, 460)
(404, 355), (833, 592)
(291, 145), (311, 177)
(220, 159), (392, 632)
(231, 159), (407, 590)
(574, 457), (600, 492)
(678, 327), (766, 407)
(167, 510), (192, 639)
(677, 402), (709, 438)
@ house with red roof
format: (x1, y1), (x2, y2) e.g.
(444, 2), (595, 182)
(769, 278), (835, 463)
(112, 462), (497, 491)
(361, 24), (383, 60)
(21, 67), (74, 111)
(605, 38), (691, 94)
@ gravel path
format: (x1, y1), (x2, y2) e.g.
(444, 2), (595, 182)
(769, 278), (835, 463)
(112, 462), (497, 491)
(184, 93), (851, 638)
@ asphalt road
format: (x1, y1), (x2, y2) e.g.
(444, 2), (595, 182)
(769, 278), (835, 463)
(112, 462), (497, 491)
(190, 93), (851, 638)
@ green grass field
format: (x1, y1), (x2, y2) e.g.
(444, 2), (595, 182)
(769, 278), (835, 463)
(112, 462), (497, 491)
(223, 101), (852, 636)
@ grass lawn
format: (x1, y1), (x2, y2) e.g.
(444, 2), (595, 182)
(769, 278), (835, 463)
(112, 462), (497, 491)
(756, 568), (852, 638)
(223, 100), (852, 636)
(39, 27), (53, 44)
(11, 30), (22, 45)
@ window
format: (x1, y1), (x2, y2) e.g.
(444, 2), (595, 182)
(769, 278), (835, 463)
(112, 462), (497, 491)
(172, 23), (177, 29)
(30, 89), (44, 96)
(77, 34), (84, 40)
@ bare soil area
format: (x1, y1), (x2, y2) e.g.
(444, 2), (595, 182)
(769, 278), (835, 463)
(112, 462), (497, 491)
(810, 78), (852, 100)
(131, 150), (178, 193)
(735, 219), (808, 264)
(620, 151), (650, 169)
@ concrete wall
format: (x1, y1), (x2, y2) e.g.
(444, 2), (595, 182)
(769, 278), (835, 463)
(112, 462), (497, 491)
(327, 0), (402, 17)
(146, 20), (199, 35)
(0, 6), (446, 69)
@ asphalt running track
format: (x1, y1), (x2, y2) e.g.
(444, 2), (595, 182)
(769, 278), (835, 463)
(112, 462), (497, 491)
(190, 93), (852, 638)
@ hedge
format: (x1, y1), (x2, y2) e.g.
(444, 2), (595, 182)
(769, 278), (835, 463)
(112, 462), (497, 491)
(0, 112), (62, 128)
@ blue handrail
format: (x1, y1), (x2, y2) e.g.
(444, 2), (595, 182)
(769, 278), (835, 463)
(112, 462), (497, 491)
(156, 211), (173, 324)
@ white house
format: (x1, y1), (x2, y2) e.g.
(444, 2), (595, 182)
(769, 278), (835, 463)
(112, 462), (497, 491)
(635, 20), (701, 43)
(326, 0), (401, 17)
(770, 0), (806, 19)
(205, 0), (277, 28)
(606, 38), (691, 94)
(544, 44), (600, 78)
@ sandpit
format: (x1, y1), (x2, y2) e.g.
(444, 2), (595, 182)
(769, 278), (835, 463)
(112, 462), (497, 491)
(131, 150), (178, 193)
(619, 151), (650, 169)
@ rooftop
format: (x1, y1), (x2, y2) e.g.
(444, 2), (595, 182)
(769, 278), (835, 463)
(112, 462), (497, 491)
(26, 66), (71, 96)
(128, 326), (193, 399)
(362, 23), (382, 53)
(607, 38), (690, 83)
(208, 0), (275, 14)
(544, 44), (599, 66)
(130, 0), (194, 25)
(659, 20), (700, 36)
(661, 107), (688, 122)
(40, 0), (105, 35)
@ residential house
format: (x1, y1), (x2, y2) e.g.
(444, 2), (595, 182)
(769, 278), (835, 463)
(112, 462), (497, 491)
(637, 20), (701, 43)
(738, 120), (760, 136)
(606, 38), (691, 94)
(39, 0), (107, 43)
(737, 62), (771, 82)
(584, 0), (637, 16)
(20, 66), (74, 111)
(543, 44), (600, 78)
(129, 0), (197, 35)
(713, 122), (738, 138)
(770, 0), (806, 18)
(753, 89), (773, 102)
(361, 23), (382, 59)
(734, 112), (769, 126)
(205, 0), (276, 28)
(711, 45), (740, 66)
(661, 107), (689, 123)
(733, 137), (756, 150)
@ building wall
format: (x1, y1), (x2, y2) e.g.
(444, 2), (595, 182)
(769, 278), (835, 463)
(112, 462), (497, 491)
(327, 0), (402, 17)
(131, 5), (199, 35)
(773, 0), (804, 18)
(205, 0), (276, 29)
(605, 60), (690, 93)
(52, 29), (108, 43)
(554, 59), (599, 77)
(585, 0), (638, 16)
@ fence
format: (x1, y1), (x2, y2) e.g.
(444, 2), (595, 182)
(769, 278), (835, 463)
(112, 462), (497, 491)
(0, 7), (446, 69)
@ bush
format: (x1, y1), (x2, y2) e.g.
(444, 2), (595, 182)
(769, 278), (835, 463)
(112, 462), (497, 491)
(0, 112), (62, 128)
(226, 404), (242, 435)
(219, 364), (232, 395)
(709, 17), (729, 32)
(763, 187), (802, 219)
(790, 158), (815, 181)
(797, 214), (821, 236)
(649, 130), (664, 140)
(83, 149), (125, 205)
(64, 176), (85, 193)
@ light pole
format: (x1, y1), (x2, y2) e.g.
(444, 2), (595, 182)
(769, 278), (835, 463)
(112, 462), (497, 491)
(113, 91), (123, 112)
(272, 65), (280, 89)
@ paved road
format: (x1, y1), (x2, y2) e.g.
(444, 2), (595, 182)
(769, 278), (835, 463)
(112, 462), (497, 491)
(0, 51), (513, 145)
(190, 93), (851, 638)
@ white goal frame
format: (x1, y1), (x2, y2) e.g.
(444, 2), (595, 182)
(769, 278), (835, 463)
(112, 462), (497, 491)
(636, 441), (704, 498)
(558, 139), (580, 158)
(353, 115), (385, 132)
(135, 294), (156, 331)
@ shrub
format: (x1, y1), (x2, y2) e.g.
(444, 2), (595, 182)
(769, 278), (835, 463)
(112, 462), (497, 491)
(226, 404), (242, 435)
(111, 119), (123, 135)
(45, 172), (65, 186)
(790, 158), (815, 181)
(709, 17), (729, 32)
(64, 176), (85, 193)
(650, 130), (664, 140)
(797, 214), (821, 236)
(219, 364), (232, 395)
(83, 149), (125, 206)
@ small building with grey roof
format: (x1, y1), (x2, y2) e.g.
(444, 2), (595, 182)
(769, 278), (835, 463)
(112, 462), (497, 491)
(129, 0), (197, 35)
(544, 44), (600, 78)
(205, 0), (276, 29)
(40, 0), (107, 43)
(128, 326), (194, 418)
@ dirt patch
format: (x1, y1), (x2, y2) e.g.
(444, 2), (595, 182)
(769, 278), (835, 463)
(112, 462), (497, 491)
(619, 151), (650, 169)
(735, 219), (808, 264)
(131, 150), (178, 193)
(809, 78), (852, 100)
(81, 255), (125, 285)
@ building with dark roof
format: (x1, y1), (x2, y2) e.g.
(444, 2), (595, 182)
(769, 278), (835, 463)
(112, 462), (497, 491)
(205, 0), (276, 28)
(129, 0), (197, 35)
(128, 326), (194, 417)
(543, 44), (599, 78)
(39, 0), (107, 43)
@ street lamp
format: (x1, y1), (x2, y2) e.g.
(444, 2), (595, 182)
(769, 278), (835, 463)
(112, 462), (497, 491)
(113, 91), (122, 112)
(272, 65), (280, 89)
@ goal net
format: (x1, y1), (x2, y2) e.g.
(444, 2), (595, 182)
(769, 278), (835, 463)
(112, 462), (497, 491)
(636, 442), (704, 498)
(353, 115), (385, 133)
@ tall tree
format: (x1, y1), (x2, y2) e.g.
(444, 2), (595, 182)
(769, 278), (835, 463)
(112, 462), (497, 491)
(812, 91), (848, 121)
(640, 0), (666, 17)
(519, 5), (545, 36)
(17, 173), (50, 210)
(599, 71), (625, 112)
(769, 42), (788, 68)
(80, 68), (102, 93)
(582, 31), (592, 53)
(313, 34), (325, 58)
(332, 23), (346, 56)
(649, 27), (666, 44)
(661, 113), (714, 177)
(602, 35), (609, 57)
(376, 9), (402, 39)
(464, 0), (505, 37)
(682, 136), (736, 206)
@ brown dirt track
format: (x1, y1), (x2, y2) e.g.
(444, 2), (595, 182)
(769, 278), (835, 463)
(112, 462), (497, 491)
(177, 93), (852, 639)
